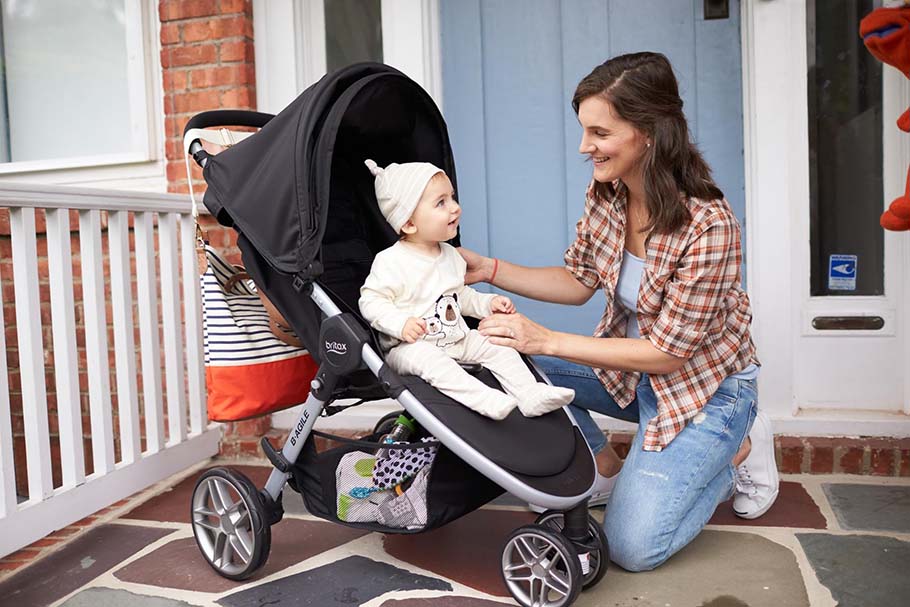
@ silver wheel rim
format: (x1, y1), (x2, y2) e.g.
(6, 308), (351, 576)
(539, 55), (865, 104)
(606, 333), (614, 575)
(192, 476), (256, 575)
(538, 513), (603, 585)
(502, 530), (576, 607)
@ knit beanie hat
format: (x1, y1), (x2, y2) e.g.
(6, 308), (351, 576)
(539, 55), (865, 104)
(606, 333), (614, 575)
(365, 159), (443, 233)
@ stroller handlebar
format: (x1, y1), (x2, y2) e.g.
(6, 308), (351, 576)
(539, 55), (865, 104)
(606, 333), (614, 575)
(183, 110), (274, 135)
(183, 110), (275, 168)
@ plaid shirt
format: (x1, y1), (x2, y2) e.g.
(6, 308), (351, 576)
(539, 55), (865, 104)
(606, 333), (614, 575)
(565, 182), (759, 451)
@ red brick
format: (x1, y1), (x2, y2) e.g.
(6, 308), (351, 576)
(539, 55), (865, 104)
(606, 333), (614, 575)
(219, 40), (254, 63)
(172, 90), (221, 114)
(161, 22), (181, 46)
(161, 44), (217, 69)
(4, 547), (42, 562)
(189, 65), (252, 88)
(833, 438), (866, 474)
(183, 16), (251, 43)
(221, 87), (254, 109)
(159, 0), (218, 22)
(809, 438), (835, 474)
(219, 0), (251, 15)
(777, 436), (805, 473)
(163, 69), (188, 92)
(868, 439), (896, 476)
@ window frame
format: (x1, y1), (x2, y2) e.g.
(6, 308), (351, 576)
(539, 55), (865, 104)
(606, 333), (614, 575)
(0, 0), (163, 186)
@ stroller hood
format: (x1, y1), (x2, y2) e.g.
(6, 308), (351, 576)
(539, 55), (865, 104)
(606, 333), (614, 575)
(201, 62), (458, 277)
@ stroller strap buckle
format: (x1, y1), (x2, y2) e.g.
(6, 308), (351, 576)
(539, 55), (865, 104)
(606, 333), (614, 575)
(292, 261), (325, 292)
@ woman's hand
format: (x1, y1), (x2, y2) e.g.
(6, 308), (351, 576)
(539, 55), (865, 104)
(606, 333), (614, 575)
(479, 312), (555, 355)
(457, 247), (495, 285)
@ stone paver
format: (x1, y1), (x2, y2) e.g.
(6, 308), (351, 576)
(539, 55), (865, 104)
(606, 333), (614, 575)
(383, 508), (537, 597)
(60, 587), (196, 607)
(379, 598), (511, 606)
(710, 481), (826, 528)
(115, 518), (369, 592)
(797, 533), (910, 607)
(575, 529), (809, 607)
(0, 524), (172, 606)
(822, 483), (910, 532)
(216, 555), (451, 606)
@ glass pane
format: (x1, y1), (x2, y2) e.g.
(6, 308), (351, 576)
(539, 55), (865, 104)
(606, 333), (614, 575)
(324, 0), (383, 73)
(807, 0), (884, 296)
(0, 0), (134, 163)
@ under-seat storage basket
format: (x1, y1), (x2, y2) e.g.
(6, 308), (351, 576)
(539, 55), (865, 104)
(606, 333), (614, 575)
(289, 430), (504, 533)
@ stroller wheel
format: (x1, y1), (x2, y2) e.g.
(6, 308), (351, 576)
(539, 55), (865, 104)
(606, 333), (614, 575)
(191, 467), (271, 580)
(501, 525), (583, 607)
(373, 410), (405, 436)
(534, 510), (609, 590)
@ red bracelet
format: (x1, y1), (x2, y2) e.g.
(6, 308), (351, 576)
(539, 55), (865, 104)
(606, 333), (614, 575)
(489, 258), (499, 284)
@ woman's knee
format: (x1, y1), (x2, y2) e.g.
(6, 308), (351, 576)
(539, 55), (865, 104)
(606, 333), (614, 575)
(603, 519), (670, 572)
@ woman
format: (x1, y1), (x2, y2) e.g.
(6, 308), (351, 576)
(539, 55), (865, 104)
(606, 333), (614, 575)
(460, 52), (778, 572)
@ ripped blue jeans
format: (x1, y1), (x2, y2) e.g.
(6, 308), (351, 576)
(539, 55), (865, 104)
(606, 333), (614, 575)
(534, 356), (757, 572)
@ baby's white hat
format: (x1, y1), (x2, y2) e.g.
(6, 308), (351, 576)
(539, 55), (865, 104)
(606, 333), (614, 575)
(365, 159), (443, 233)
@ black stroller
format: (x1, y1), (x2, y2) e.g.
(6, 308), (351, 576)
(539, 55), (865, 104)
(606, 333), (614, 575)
(184, 62), (607, 607)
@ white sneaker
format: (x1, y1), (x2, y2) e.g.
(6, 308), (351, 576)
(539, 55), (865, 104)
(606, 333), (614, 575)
(528, 473), (616, 513)
(732, 409), (779, 519)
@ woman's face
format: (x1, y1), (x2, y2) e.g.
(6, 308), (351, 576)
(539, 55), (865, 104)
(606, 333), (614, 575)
(577, 96), (649, 184)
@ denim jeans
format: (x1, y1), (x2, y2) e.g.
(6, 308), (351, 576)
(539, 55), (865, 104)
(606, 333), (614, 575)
(534, 355), (758, 572)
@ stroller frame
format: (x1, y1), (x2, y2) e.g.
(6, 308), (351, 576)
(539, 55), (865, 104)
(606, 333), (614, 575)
(184, 63), (609, 607)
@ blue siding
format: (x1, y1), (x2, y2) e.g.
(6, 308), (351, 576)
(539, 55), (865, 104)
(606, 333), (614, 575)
(441, 0), (744, 334)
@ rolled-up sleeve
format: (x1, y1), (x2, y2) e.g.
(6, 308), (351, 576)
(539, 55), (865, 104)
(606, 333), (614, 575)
(564, 214), (602, 290)
(649, 211), (741, 360)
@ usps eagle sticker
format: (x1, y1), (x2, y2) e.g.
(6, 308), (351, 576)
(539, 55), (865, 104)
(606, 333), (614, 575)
(828, 254), (857, 291)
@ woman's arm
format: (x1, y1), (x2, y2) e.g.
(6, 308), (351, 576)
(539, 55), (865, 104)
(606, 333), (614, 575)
(477, 313), (686, 375)
(458, 247), (596, 305)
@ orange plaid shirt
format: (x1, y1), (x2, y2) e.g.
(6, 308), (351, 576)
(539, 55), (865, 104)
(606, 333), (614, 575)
(565, 182), (759, 451)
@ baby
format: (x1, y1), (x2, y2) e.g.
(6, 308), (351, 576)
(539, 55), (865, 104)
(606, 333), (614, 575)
(358, 159), (574, 420)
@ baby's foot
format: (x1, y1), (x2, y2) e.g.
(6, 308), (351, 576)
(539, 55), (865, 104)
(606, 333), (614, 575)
(466, 390), (518, 420)
(518, 384), (575, 417)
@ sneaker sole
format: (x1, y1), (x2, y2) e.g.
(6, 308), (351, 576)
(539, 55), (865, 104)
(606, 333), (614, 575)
(733, 489), (779, 520)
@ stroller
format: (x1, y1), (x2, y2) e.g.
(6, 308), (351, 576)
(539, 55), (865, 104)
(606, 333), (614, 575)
(184, 62), (607, 607)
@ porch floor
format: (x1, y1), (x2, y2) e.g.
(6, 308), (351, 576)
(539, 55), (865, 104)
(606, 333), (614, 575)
(2, 462), (908, 607)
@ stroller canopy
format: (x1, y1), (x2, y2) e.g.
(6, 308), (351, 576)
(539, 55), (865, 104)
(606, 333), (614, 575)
(202, 62), (458, 277)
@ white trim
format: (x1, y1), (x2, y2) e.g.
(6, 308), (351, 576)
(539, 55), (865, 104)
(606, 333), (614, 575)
(296, 0), (328, 90)
(0, 182), (190, 212)
(380, 0), (443, 109)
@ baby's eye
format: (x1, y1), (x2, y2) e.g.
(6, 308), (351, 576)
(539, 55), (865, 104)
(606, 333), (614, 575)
(436, 199), (445, 207)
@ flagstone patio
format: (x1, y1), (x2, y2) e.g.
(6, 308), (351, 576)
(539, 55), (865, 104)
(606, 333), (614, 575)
(1, 462), (908, 607)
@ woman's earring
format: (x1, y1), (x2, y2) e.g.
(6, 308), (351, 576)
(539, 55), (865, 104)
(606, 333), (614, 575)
(646, 142), (651, 148)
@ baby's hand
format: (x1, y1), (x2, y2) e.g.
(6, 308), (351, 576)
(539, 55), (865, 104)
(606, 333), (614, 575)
(491, 295), (515, 314)
(401, 317), (427, 343)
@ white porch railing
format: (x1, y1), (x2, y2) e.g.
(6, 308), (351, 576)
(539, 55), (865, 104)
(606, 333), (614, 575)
(0, 183), (220, 557)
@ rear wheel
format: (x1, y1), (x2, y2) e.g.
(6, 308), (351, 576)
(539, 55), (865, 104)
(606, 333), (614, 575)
(535, 510), (609, 589)
(501, 525), (582, 607)
(191, 467), (271, 580)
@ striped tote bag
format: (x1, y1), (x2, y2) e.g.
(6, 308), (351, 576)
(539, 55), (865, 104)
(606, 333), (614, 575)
(202, 245), (318, 421)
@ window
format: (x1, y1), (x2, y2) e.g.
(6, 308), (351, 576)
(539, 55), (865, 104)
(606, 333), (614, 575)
(807, 0), (883, 296)
(0, 0), (154, 170)
(323, 0), (382, 73)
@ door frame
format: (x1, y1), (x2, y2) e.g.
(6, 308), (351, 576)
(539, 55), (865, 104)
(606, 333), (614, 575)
(252, 0), (443, 114)
(743, 0), (910, 435)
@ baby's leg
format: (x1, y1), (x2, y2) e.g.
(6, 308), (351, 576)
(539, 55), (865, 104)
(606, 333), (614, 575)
(386, 341), (517, 420)
(460, 331), (574, 417)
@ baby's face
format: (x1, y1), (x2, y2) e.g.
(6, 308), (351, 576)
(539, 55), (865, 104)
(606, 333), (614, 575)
(403, 173), (460, 243)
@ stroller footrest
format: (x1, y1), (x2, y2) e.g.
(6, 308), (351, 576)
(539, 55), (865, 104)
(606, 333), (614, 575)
(261, 437), (292, 473)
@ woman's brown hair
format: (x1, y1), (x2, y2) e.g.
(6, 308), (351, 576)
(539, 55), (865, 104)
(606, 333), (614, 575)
(572, 52), (723, 233)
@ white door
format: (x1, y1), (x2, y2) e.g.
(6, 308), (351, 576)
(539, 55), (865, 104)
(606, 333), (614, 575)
(252, 0), (441, 114)
(747, 0), (910, 434)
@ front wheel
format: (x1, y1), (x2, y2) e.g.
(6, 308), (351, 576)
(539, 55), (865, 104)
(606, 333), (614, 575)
(501, 525), (583, 607)
(534, 510), (609, 589)
(190, 467), (271, 580)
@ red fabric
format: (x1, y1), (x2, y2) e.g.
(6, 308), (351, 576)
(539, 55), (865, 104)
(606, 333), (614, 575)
(206, 354), (319, 421)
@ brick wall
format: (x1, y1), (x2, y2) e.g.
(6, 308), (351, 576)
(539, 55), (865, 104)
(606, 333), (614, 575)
(159, 0), (268, 456)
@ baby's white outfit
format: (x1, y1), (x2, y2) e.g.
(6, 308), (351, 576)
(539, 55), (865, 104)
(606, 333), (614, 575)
(359, 241), (574, 419)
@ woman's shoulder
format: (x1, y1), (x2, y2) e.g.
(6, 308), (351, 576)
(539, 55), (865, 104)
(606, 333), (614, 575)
(683, 196), (739, 232)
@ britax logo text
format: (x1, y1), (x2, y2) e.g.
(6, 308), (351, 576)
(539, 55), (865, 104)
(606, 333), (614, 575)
(325, 340), (347, 355)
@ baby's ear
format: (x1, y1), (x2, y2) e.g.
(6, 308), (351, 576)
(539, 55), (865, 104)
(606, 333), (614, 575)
(400, 220), (417, 235)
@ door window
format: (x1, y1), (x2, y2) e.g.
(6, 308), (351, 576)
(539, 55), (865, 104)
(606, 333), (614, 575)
(807, 0), (883, 296)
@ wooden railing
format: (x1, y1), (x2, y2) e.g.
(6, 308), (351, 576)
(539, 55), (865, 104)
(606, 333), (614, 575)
(0, 183), (220, 557)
